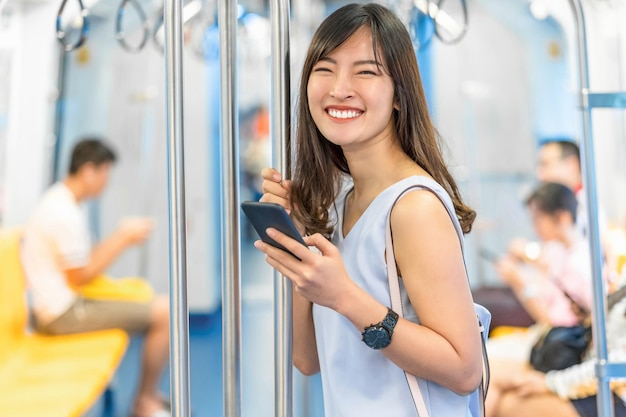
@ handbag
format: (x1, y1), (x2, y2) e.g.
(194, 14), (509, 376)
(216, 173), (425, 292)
(528, 281), (626, 373)
(528, 282), (592, 373)
(529, 324), (591, 372)
(385, 183), (490, 417)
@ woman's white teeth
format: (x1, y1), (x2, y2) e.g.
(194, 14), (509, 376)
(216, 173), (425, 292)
(328, 109), (361, 119)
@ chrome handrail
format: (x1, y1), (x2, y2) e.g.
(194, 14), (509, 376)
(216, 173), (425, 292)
(218, 0), (242, 415)
(270, 0), (292, 415)
(567, 1), (614, 416)
(163, 0), (192, 414)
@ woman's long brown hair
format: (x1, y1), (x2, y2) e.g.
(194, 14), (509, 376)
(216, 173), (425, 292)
(291, 3), (476, 236)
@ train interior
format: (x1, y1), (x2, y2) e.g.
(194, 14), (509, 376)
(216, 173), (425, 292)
(1, 0), (625, 416)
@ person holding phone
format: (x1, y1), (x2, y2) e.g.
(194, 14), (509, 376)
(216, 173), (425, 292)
(21, 139), (170, 417)
(253, 4), (483, 416)
(495, 182), (593, 327)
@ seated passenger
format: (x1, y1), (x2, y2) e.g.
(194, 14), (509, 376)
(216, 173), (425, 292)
(21, 138), (170, 417)
(486, 294), (626, 417)
(536, 139), (619, 288)
(496, 182), (592, 327)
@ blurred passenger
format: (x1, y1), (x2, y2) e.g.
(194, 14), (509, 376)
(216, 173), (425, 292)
(496, 182), (592, 327)
(478, 139), (614, 331)
(486, 296), (626, 417)
(519, 138), (623, 294)
(21, 138), (170, 417)
(486, 183), (593, 368)
(536, 139), (608, 244)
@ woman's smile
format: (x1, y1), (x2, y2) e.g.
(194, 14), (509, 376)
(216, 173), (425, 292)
(326, 107), (364, 120)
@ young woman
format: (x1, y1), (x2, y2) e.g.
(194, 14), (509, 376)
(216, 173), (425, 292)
(254, 3), (483, 416)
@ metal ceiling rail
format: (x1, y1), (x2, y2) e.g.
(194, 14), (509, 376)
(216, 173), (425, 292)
(568, 1), (626, 416)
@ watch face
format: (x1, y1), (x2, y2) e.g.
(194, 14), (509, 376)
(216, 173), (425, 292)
(362, 325), (391, 349)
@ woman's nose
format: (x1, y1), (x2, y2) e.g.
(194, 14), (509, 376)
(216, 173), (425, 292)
(329, 72), (354, 100)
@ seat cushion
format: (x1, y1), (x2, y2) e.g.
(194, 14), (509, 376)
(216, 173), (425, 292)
(0, 329), (128, 417)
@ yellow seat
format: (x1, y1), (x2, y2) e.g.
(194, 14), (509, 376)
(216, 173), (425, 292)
(0, 228), (129, 417)
(489, 325), (530, 339)
(617, 254), (626, 276)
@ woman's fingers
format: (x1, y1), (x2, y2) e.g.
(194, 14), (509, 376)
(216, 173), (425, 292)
(265, 228), (309, 260)
(303, 233), (336, 257)
(254, 237), (303, 286)
(261, 167), (282, 182)
(262, 248), (298, 282)
(260, 180), (289, 201)
(259, 168), (292, 211)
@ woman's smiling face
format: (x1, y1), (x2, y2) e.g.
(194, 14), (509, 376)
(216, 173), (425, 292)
(307, 27), (397, 151)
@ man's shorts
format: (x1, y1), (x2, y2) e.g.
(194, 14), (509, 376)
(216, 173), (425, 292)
(36, 297), (152, 335)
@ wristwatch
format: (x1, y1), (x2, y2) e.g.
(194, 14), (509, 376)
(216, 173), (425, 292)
(361, 308), (399, 349)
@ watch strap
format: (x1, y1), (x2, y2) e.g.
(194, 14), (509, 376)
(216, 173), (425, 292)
(380, 308), (399, 334)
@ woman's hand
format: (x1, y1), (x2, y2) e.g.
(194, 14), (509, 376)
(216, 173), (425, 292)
(260, 168), (291, 212)
(254, 228), (355, 311)
(259, 168), (305, 235)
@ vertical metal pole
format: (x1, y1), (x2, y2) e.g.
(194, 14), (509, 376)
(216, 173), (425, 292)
(52, 47), (68, 183)
(269, 0), (292, 416)
(164, 0), (191, 414)
(218, 0), (241, 416)
(567, 1), (613, 416)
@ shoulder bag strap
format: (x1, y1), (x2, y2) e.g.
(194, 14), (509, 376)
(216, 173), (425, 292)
(386, 184), (489, 417)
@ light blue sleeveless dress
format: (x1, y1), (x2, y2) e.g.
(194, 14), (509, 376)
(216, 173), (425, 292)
(312, 175), (482, 417)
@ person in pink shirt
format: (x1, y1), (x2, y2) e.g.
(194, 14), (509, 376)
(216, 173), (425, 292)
(496, 182), (592, 326)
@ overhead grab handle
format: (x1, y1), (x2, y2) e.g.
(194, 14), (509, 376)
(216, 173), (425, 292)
(432, 0), (468, 45)
(151, 9), (165, 53)
(56, 0), (90, 52)
(116, 0), (150, 53)
(412, 0), (468, 47)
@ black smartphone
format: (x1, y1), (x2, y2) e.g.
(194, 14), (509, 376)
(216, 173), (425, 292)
(241, 201), (306, 259)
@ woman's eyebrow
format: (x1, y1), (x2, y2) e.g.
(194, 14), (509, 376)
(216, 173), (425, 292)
(317, 57), (381, 66)
(354, 59), (380, 66)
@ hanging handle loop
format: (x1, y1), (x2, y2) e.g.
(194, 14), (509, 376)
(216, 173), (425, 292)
(116, 0), (150, 53)
(432, 0), (469, 45)
(56, 0), (90, 52)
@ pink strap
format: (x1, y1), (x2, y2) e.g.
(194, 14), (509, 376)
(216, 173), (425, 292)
(385, 187), (431, 417)
(385, 184), (488, 417)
